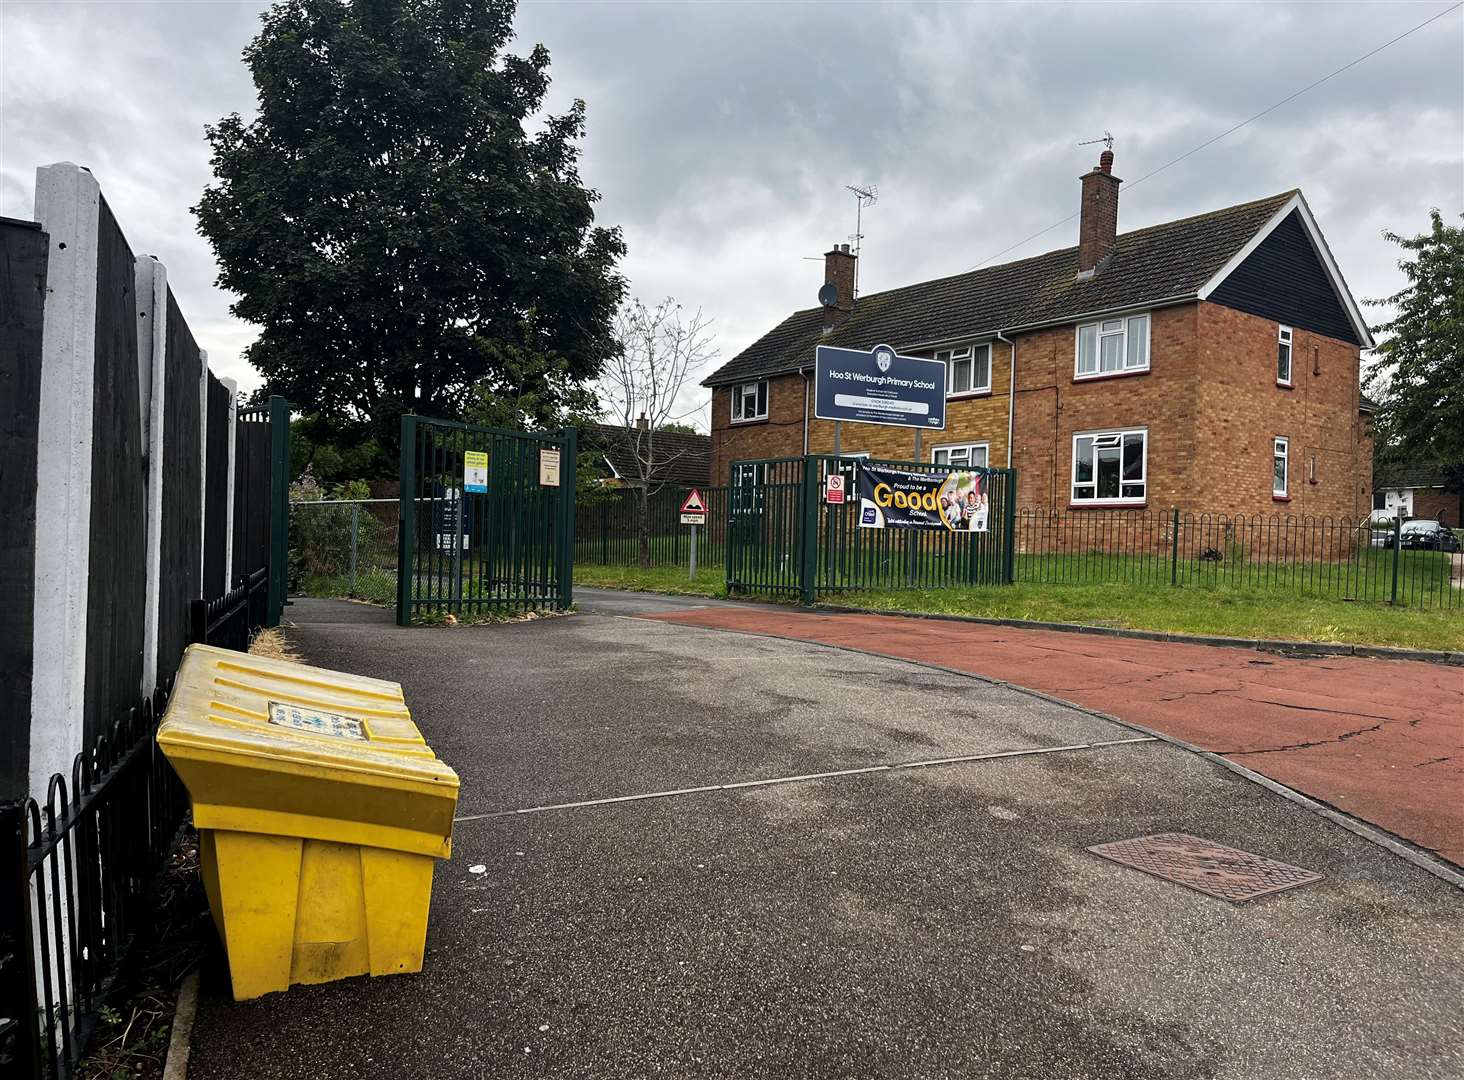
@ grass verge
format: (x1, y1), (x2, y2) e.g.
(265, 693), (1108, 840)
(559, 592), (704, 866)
(830, 582), (1463, 652)
(574, 563), (726, 598)
(572, 563), (1462, 651)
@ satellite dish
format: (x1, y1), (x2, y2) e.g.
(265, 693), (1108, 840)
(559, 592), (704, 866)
(818, 283), (839, 309)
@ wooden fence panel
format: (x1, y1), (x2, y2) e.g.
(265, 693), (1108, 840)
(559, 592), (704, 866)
(203, 373), (231, 597)
(81, 198), (147, 747)
(156, 288), (203, 689)
(0, 218), (48, 800)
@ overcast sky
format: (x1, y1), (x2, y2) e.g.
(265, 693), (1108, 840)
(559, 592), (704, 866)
(2, 1), (1460, 429)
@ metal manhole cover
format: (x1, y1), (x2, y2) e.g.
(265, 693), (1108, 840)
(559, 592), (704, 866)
(1088, 833), (1322, 902)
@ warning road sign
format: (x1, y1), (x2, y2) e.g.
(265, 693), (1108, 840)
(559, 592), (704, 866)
(680, 489), (707, 514)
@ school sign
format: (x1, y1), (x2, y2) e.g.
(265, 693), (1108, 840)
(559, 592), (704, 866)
(813, 344), (946, 430)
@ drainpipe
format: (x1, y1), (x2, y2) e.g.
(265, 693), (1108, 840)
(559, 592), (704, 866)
(995, 329), (1016, 468)
(800, 367), (811, 454)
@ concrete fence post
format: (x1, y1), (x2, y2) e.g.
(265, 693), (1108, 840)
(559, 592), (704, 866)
(136, 254), (168, 698)
(29, 163), (101, 795)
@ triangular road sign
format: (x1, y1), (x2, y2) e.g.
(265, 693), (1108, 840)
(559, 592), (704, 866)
(680, 488), (707, 514)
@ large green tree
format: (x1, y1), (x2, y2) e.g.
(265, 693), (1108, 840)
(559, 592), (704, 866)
(196, 0), (625, 460)
(1366, 210), (1463, 466)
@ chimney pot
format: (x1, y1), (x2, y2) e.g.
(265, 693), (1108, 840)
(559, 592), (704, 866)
(635, 413), (648, 430)
(1099, 149), (1114, 174)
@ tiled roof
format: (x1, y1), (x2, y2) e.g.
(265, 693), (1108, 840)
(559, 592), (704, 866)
(585, 423), (710, 487)
(705, 191), (1297, 388)
(1374, 462), (1452, 490)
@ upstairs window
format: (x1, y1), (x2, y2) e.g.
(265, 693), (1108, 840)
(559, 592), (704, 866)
(731, 380), (768, 422)
(1273, 437), (1289, 497)
(1072, 428), (1146, 503)
(1076, 314), (1149, 378)
(932, 443), (989, 469)
(1277, 326), (1293, 386)
(936, 344), (991, 396)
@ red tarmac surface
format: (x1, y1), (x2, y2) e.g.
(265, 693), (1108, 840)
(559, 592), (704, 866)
(646, 607), (1464, 866)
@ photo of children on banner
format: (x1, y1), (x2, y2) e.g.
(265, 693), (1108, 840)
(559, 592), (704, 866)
(938, 471), (989, 532)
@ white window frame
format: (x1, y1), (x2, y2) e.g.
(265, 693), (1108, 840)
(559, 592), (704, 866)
(1071, 427), (1147, 505)
(935, 343), (992, 398)
(931, 442), (990, 469)
(1074, 312), (1150, 380)
(730, 380), (768, 423)
(1277, 325), (1293, 387)
(1273, 436), (1289, 498)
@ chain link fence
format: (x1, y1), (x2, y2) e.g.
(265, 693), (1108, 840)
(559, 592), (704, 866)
(289, 498), (400, 605)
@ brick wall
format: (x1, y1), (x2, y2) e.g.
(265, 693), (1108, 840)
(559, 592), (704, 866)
(1011, 305), (1201, 512)
(1412, 487), (1463, 528)
(708, 376), (807, 484)
(1193, 301), (1364, 520)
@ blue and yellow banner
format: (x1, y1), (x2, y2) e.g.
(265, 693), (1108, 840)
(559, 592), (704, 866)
(856, 462), (990, 532)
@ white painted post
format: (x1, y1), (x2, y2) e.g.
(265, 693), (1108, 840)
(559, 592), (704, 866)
(199, 349), (209, 596)
(222, 377), (238, 587)
(136, 254), (168, 698)
(29, 163), (100, 796)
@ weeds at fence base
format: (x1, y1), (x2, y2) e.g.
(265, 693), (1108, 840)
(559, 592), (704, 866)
(412, 607), (575, 627)
(297, 572), (397, 607)
(74, 827), (211, 1080)
(248, 626), (301, 664)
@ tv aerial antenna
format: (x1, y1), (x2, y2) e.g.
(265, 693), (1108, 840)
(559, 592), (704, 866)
(1078, 131), (1115, 151)
(845, 183), (878, 298)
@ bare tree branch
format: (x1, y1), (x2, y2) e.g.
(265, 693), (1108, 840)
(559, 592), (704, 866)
(597, 297), (719, 567)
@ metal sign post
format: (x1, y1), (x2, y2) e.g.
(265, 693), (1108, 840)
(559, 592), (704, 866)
(680, 488), (707, 579)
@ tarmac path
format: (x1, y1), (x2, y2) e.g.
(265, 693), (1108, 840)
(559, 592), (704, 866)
(185, 597), (1462, 1080)
(600, 593), (1464, 866)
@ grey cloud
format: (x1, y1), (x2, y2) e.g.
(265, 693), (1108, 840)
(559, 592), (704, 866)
(3, 0), (1459, 427)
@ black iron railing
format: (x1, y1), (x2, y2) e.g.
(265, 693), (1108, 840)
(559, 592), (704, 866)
(191, 566), (269, 651)
(1013, 507), (1460, 610)
(0, 686), (187, 1079)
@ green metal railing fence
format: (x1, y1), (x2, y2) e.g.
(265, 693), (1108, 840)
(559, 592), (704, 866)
(1013, 507), (1460, 609)
(290, 498), (400, 605)
(397, 416), (576, 623)
(726, 455), (1017, 604)
(575, 485), (728, 569)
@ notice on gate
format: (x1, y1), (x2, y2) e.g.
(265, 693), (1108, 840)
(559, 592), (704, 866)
(539, 448), (561, 487)
(463, 450), (487, 494)
(857, 463), (990, 532)
(825, 473), (846, 505)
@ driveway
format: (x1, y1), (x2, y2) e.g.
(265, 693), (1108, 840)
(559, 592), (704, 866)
(187, 598), (1463, 1080)
(620, 599), (1464, 866)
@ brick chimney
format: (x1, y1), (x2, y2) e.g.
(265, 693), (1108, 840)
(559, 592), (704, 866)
(823, 243), (856, 329)
(1077, 149), (1121, 276)
(635, 413), (649, 430)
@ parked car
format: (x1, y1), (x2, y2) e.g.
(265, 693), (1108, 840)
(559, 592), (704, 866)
(1398, 519), (1462, 552)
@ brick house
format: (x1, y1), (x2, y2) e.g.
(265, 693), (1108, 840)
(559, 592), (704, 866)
(704, 152), (1376, 520)
(1372, 463), (1462, 527)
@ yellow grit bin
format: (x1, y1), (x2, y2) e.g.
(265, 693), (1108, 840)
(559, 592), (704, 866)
(157, 644), (459, 1001)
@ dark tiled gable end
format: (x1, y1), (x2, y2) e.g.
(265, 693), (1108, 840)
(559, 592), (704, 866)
(704, 191), (1297, 388)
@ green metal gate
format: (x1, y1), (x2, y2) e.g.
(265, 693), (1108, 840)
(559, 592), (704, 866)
(726, 454), (1016, 604)
(396, 416), (576, 624)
